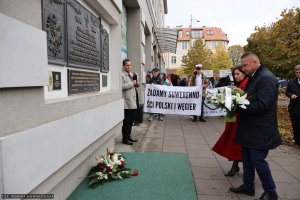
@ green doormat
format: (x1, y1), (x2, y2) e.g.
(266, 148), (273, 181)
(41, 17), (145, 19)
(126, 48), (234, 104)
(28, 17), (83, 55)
(67, 152), (197, 200)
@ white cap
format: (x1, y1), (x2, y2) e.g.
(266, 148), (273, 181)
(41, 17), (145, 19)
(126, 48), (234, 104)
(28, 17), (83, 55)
(195, 64), (203, 69)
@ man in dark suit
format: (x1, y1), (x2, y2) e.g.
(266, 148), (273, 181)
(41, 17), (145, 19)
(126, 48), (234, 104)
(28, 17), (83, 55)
(285, 65), (300, 147)
(229, 52), (281, 200)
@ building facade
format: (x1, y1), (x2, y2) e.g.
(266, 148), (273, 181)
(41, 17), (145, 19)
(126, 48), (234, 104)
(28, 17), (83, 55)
(167, 26), (229, 74)
(0, 0), (175, 198)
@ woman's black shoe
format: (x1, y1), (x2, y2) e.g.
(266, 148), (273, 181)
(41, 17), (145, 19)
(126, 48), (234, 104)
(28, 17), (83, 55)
(225, 161), (240, 176)
(128, 137), (138, 142)
(225, 166), (240, 176)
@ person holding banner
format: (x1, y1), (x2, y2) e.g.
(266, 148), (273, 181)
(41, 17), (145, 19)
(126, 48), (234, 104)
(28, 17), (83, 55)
(179, 76), (188, 86)
(189, 64), (208, 122)
(146, 69), (153, 83)
(212, 65), (248, 176)
(170, 73), (180, 86)
(149, 67), (164, 121)
(160, 72), (167, 83)
(121, 59), (139, 145)
(229, 52), (281, 200)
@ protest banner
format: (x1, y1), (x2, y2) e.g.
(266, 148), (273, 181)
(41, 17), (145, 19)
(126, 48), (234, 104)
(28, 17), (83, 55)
(202, 70), (214, 78)
(144, 84), (202, 115)
(219, 69), (231, 77)
(203, 88), (226, 117)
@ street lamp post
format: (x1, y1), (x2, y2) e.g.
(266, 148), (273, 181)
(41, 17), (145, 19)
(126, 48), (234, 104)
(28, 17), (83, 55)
(190, 15), (200, 28)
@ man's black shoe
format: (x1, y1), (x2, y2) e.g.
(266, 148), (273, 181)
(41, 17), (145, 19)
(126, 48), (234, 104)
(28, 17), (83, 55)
(122, 140), (133, 145)
(229, 184), (255, 196)
(199, 117), (206, 122)
(255, 192), (278, 200)
(192, 117), (197, 122)
(128, 137), (138, 142)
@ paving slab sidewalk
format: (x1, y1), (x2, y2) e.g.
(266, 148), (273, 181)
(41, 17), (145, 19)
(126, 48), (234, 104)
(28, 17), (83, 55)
(115, 115), (300, 200)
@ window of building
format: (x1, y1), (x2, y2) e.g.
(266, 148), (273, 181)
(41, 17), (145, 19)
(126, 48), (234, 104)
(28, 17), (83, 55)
(191, 39), (196, 47)
(178, 31), (182, 38)
(185, 31), (190, 36)
(211, 41), (216, 49)
(192, 30), (201, 38)
(182, 41), (188, 49)
(207, 30), (214, 35)
(171, 56), (176, 64)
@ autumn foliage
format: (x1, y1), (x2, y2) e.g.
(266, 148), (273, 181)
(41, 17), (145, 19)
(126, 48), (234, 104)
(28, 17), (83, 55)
(245, 8), (300, 79)
(277, 105), (294, 146)
(181, 39), (232, 76)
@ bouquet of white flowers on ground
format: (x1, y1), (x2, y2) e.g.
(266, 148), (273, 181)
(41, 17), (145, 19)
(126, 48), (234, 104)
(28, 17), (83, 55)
(86, 149), (138, 188)
(206, 87), (250, 122)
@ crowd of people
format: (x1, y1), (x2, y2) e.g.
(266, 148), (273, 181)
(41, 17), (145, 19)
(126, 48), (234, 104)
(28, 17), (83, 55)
(121, 52), (299, 200)
(144, 64), (235, 122)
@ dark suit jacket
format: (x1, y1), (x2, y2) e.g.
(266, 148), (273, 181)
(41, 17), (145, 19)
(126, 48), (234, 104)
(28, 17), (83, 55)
(285, 77), (300, 114)
(235, 66), (282, 150)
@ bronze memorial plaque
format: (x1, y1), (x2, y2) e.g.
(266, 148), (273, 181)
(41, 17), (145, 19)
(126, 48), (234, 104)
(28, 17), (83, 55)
(101, 25), (109, 72)
(68, 69), (100, 94)
(52, 71), (62, 90)
(42, 0), (66, 65)
(102, 75), (107, 87)
(43, 0), (108, 95)
(67, 0), (101, 70)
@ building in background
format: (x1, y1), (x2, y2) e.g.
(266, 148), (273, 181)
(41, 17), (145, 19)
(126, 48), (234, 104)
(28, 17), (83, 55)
(167, 26), (228, 74)
(0, 0), (176, 198)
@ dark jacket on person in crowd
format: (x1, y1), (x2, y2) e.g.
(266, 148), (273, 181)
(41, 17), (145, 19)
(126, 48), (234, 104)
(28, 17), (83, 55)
(215, 75), (234, 87)
(149, 76), (163, 85)
(285, 77), (300, 114)
(170, 74), (180, 86)
(215, 76), (230, 87)
(235, 66), (282, 150)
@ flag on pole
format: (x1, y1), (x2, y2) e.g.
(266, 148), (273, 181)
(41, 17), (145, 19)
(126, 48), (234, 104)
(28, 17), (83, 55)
(164, 76), (172, 86)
